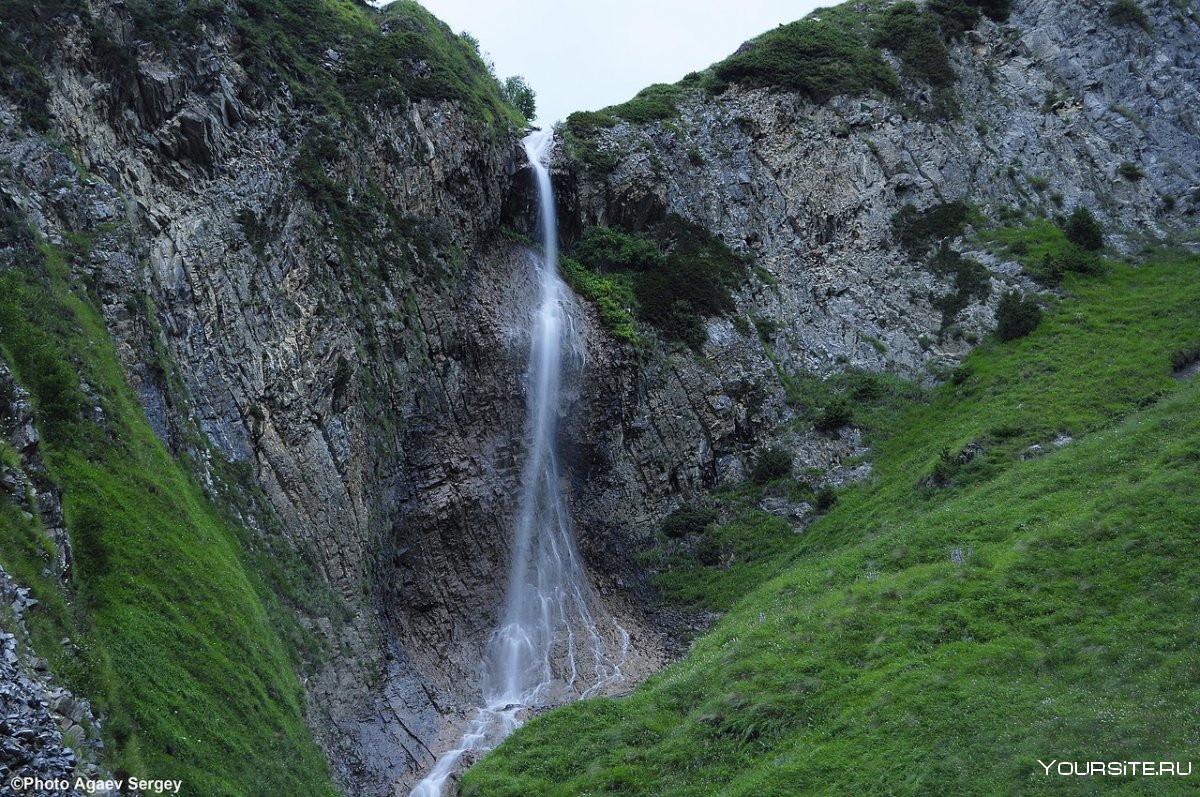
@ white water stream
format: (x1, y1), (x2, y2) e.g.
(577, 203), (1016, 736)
(409, 129), (628, 796)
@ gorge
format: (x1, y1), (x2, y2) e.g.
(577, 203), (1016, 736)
(1, 0), (1198, 795)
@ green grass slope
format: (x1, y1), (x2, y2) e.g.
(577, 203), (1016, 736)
(463, 249), (1200, 796)
(0, 228), (339, 795)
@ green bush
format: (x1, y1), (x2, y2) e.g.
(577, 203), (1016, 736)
(562, 110), (619, 136)
(1117, 160), (1145, 181)
(815, 397), (854, 432)
(1062, 206), (1105, 251)
(872, 3), (956, 87)
(558, 256), (640, 346)
(1108, 0), (1151, 31)
(573, 227), (663, 273)
(713, 17), (899, 103)
(1035, 244), (1104, 282)
(751, 447), (793, 484)
(893, 201), (973, 255)
(661, 507), (719, 539)
(995, 289), (1042, 341)
(1171, 343), (1200, 373)
(635, 217), (748, 348)
(929, 242), (991, 328)
(927, 0), (1011, 36)
(815, 487), (838, 512)
(695, 532), (728, 566)
(568, 218), (748, 349)
(602, 83), (683, 124)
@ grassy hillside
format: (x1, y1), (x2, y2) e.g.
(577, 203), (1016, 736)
(463, 246), (1200, 795)
(0, 223), (340, 795)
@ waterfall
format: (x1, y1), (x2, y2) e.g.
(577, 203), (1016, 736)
(409, 129), (628, 796)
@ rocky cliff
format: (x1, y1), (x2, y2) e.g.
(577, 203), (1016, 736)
(555, 0), (1199, 378)
(0, 0), (1198, 795)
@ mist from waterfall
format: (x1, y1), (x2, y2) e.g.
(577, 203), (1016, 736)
(409, 129), (628, 796)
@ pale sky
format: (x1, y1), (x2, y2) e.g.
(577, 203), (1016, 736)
(405, 0), (827, 126)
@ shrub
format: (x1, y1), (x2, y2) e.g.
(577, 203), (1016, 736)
(1035, 244), (1104, 282)
(602, 83), (682, 124)
(815, 487), (838, 512)
(929, 243), (991, 328)
(1170, 344), (1200, 373)
(1062, 207), (1105, 251)
(751, 447), (793, 484)
(661, 507), (719, 539)
(872, 3), (956, 87)
(927, 0), (1011, 36)
(815, 397), (853, 432)
(573, 227), (663, 273)
(1108, 0), (1151, 31)
(696, 532), (728, 566)
(713, 17), (899, 103)
(1117, 160), (1145, 181)
(995, 290), (1042, 341)
(562, 110), (618, 135)
(558, 256), (640, 346)
(632, 216), (749, 348)
(893, 201), (973, 255)
(567, 219), (748, 349)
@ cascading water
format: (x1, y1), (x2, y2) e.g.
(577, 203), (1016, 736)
(409, 129), (629, 796)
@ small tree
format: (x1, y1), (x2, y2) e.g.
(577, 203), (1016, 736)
(750, 447), (792, 484)
(1062, 207), (1105, 251)
(502, 75), (536, 120)
(995, 290), (1042, 342)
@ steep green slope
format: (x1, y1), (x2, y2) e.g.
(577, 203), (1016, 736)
(0, 230), (339, 792)
(463, 248), (1200, 796)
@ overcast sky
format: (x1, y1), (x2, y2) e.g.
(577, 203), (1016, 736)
(407, 0), (827, 126)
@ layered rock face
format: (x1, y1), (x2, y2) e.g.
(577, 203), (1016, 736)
(1, 0), (1198, 795)
(558, 0), (1199, 378)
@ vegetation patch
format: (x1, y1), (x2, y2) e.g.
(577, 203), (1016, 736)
(929, 242), (991, 329)
(892, 202), (988, 327)
(711, 10), (900, 103)
(0, 0), (88, 130)
(601, 83), (684, 125)
(567, 218), (750, 350)
(783, 369), (926, 437)
(872, 3), (956, 88)
(979, 214), (1106, 285)
(927, 0), (1012, 37)
(558, 256), (641, 347)
(1117, 160), (1146, 181)
(660, 506), (719, 539)
(4, 0), (527, 138)
(892, 200), (975, 256)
